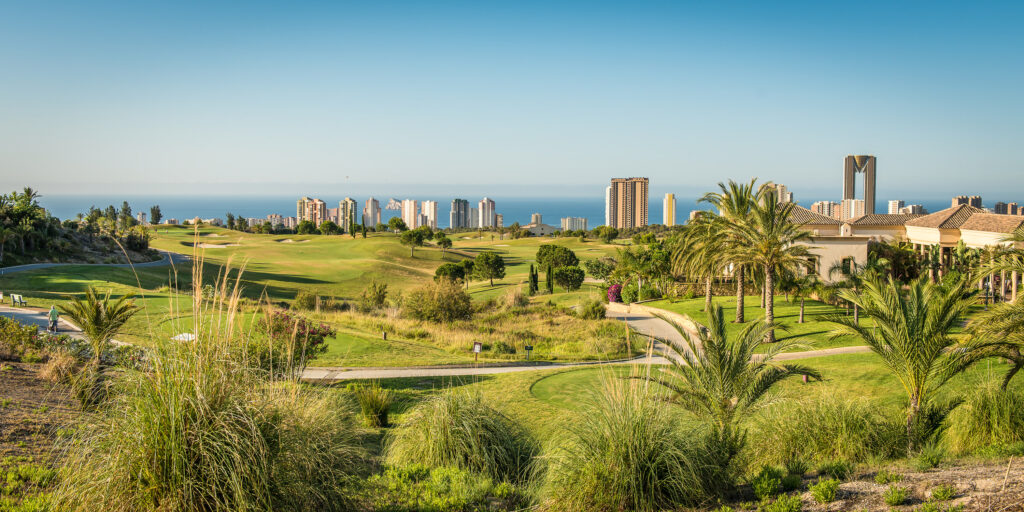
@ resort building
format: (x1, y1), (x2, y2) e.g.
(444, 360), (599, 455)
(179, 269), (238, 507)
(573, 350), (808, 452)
(606, 177), (649, 229)
(561, 217), (588, 231)
(663, 193), (676, 226)
(523, 222), (557, 236)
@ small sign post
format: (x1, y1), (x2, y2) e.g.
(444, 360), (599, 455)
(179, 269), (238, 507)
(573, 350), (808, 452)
(525, 345), (533, 361)
(473, 341), (483, 362)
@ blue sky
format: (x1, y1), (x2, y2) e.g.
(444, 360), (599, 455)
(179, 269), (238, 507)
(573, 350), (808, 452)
(1, 1), (1022, 204)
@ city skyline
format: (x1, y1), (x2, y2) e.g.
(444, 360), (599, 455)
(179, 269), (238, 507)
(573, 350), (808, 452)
(2, 2), (1023, 197)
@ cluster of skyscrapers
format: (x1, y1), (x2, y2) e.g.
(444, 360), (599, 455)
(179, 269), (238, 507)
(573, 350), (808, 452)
(448, 198), (499, 229)
(285, 196), (503, 231)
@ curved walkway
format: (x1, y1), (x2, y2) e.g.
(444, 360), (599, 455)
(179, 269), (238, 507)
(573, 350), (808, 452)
(0, 250), (189, 275)
(301, 307), (869, 381)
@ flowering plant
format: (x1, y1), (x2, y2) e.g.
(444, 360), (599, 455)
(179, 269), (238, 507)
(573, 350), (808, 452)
(607, 284), (622, 303)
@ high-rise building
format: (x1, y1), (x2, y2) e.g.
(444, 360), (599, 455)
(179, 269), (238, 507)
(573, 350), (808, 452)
(363, 198), (381, 227)
(340, 198), (358, 230)
(296, 197), (327, 226)
(900, 204), (926, 215)
(843, 155), (877, 215)
(811, 201), (841, 219)
(663, 193), (676, 226)
(841, 198), (865, 221)
(326, 207), (339, 224)
(1009, 202), (1020, 215)
(604, 186), (612, 227)
(421, 200), (438, 229)
(561, 217), (588, 231)
(765, 183), (793, 204)
(953, 195), (982, 208)
(136, 212), (147, 224)
(888, 200), (905, 215)
(450, 199), (470, 229)
(267, 214), (283, 227)
(469, 207), (479, 229)
(607, 177), (649, 229)
(478, 197), (496, 228)
(995, 202), (1009, 215)
(495, 214), (503, 229)
(401, 199), (419, 229)
(530, 213), (542, 225)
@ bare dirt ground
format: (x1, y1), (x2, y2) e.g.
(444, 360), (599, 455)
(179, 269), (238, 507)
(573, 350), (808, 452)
(0, 361), (77, 461)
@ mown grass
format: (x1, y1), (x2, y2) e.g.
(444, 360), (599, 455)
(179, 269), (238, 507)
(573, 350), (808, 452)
(646, 295), (874, 351)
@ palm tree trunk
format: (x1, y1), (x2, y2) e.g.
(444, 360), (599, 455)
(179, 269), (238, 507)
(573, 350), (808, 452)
(735, 265), (745, 323)
(760, 283), (766, 309)
(853, 303), (859, 324)
(765, 265), (775, 343)
(704, 276), (712, 312)
(1013, 270), (1019, 303)
(1000, 269), (1007, 301)
(907, 396), (920, 455)
(799, 298), (805, 323)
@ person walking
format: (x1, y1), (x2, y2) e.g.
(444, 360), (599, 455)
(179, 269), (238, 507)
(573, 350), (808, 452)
(48, 305), (59, 333)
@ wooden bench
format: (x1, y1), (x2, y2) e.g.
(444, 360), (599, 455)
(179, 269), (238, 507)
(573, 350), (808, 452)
(10, 294), (26, 306)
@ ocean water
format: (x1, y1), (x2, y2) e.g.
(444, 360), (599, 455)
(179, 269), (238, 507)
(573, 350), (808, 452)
(40, 195), (705, 229)
(40, 194), (953, 230)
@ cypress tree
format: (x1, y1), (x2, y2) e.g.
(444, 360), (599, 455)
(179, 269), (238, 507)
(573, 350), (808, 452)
(546, 265), (554, 294)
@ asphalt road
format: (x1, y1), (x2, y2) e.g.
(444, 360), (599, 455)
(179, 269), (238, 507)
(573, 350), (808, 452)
(0, 250), (189, 275)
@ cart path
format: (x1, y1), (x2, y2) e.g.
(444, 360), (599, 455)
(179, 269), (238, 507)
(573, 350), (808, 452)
(0, 250), (190, 275)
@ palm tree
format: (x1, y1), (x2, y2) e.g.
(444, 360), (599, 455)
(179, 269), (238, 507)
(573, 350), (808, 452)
(651, 305), (821, 434)
(700, 179), (761, 323)
(826, 276), (977, 453)
(59, 287), (140, 367)
(0, 227), (13, 267)
(672, 214), (724, 312)
(728, 192), (813, 342)
(788, 273), (820, 324)
(828, 254), (888, 324)
(963, 299), (1024, 388)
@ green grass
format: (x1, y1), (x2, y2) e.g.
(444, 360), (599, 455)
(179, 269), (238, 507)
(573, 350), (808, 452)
(316, 329), (474, 367)
(645, 295), (874, 351)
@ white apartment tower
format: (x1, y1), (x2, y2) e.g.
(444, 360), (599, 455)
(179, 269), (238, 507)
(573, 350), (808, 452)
(421, 200), (439, 229)
(401, 199), (419, 229)
(478, 197), (496, 228)
(841, 198), (865, 221)
(888, 200), (905, 215)
(363, 197), (381, 227)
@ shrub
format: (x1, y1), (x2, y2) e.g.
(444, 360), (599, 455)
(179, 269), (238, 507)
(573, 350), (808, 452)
(293, 290), (319, 310)
(357, 281), (388, 312)
(784, 460), (808, 476)
(541, 376), (733, 511)
(780, 474), (803, 492)
(620, 281), (662, 303)
(253, 310), (335, 375)
(607, 284), (622, 303)
(875, 469), (903, 484)
(883, 485), (908, 506)
(930, 483), (956, 501)
(40, 351), (81, 384)
(809, 478), (839, 504)
(354, 383), (394, 428)
(816, 460), (852, 481)
(752, 466), (783, 501)
(766, 493), (803, 512)
(500, 287), (529, 309)
(751, 396), (903, 467)
(577, 300), (605, 320)
(552, 265), (585, 291)
(913, 443), (945, 470)
(364, 465), (498, 512)
(385, 389), (536, 483)
(404, 280), (473, 322)
(945, 385), (1024, 456)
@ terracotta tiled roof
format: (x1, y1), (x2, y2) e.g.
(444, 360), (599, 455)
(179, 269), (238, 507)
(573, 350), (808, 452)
(959, 213), (1024, 234)
(849, 214), (923, 226)
(789, 205), (840, 226)
(905, 205), (985, 229)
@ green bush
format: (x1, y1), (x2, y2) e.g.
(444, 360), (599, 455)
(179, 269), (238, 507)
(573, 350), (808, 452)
(765, 493), (803, 512)
(619, 281), (662, 303)
(751, 396), (903, 467)
(541, 377), (735, 511)
(784, 460), (808, 476)
(780, 474), (803, 492)
(577, 300), (606, 320)
(385, 389), (536, 483)
(752, 466), (783, 501)
(809, 478), (839, 504)
(357, 281), (388, 312)
(404, 280), (473, 322)
(816, 460), (852, 481)
(354, 383), (394, 427)
(364, 465), (497, 512)
(883, 485), (908, 506)
(945, 385), (1024, 456)
(930, 483), (956, 501)
(914, 443), (945, 470)
(874, 469), (903, 484)
(293, 290), (319, 310)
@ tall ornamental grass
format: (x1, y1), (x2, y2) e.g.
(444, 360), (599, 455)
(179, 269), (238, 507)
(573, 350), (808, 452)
(540, 373), (734, 511)
(51, 250), (368, 511)
(945, 384), (1024, 456)
(749, 394), (904, 467)
(385, 388), (537, 483)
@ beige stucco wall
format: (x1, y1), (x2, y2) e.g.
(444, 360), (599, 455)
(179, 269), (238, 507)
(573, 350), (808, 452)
(960, 229), (1014, 249)
(905, 226), (960, 246)
(797, 236), (869, 283)
(849, 226), (906, 241)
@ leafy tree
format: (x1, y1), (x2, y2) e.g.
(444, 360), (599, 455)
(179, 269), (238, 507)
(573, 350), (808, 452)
(319, 220), (341, 235)
(553, 265), (585, 291)
(436, 235), (452, 257)
(536, 244), (578, 270)
(473, 252), (506, 286)
(388, 217), (408, 232)
(827, 276), (977, 453)
(728, 192), (812, 342)
(460, 259), (475, 288)
(434, 262), (466, 282)
(296, 220), (317, 235)
(592, 226), (619, 243)
(119, 201), (133, 231)
(59, 287), (140, 367)
(582, 258), (616, 281)
(400, 229), (426, 257)
(404, 280), (472, 322)
(225, 212), (235, 230)
(103, 205), (117, 221)
(149, 205), (162, 225)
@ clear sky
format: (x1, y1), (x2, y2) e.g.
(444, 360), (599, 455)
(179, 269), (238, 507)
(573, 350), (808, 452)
(1, 1), (1022, 203)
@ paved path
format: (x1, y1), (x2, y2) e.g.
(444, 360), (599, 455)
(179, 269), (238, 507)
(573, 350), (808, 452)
(0, 250), (189, 275)
(0, 306), (84, 337)
(301, 308), (869, 381)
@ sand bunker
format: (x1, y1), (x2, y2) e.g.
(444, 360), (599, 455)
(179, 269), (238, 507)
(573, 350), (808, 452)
(195, 243), (239, 248)
(203, 233), (226, 237)
(276, 239), (310, 243)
